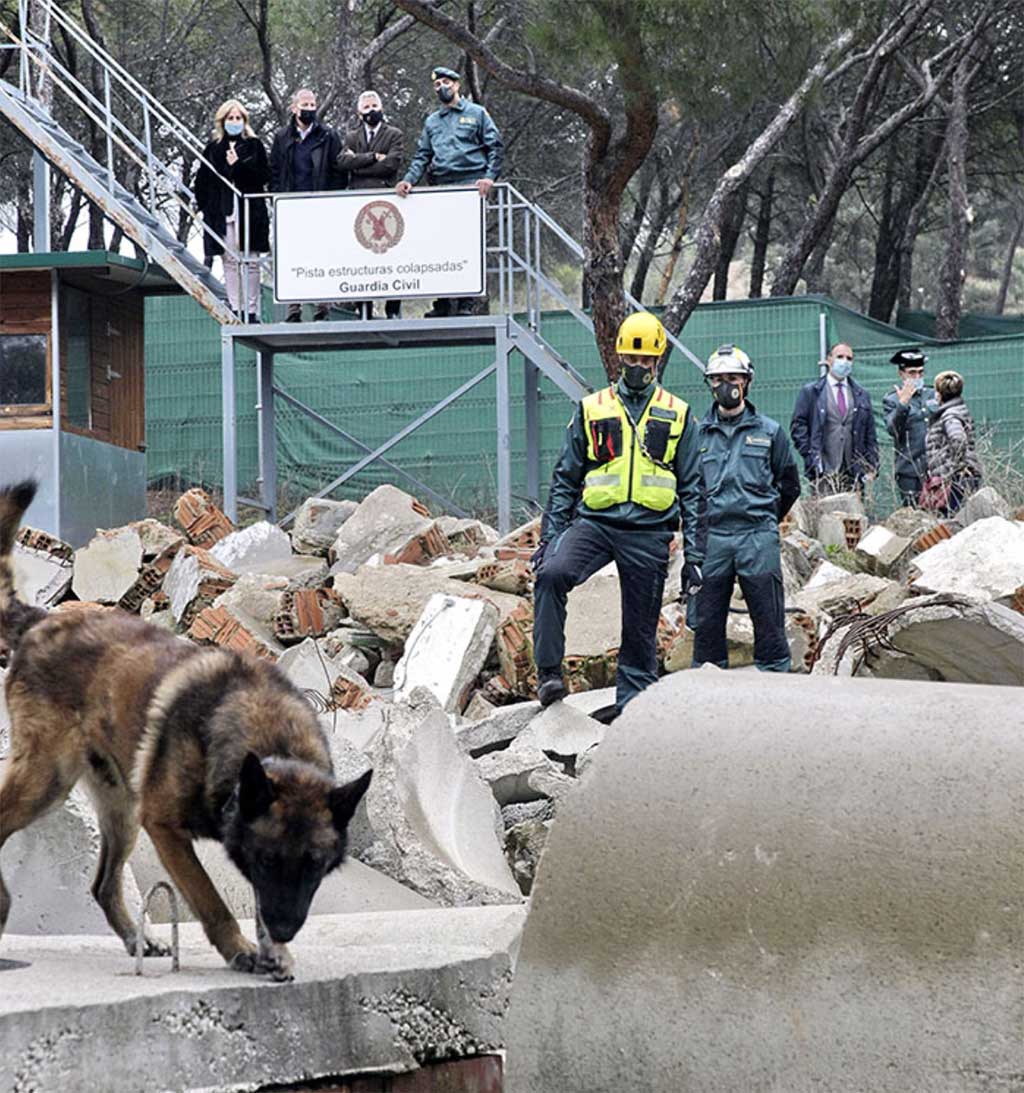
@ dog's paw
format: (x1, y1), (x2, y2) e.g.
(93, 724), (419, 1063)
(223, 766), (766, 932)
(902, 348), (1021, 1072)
(228, 943), (261, 974)
(124, 934), (172, 958)
(256, 948), (294, 982)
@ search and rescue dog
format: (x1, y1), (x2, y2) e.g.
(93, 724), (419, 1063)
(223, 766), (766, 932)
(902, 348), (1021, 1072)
(0, 482), (370, 981)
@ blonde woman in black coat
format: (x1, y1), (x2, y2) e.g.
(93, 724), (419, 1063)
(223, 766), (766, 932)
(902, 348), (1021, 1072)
(195, 99), (270, 322)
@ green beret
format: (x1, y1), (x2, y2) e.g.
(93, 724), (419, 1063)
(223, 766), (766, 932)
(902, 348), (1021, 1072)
(431, 66), (460, 81)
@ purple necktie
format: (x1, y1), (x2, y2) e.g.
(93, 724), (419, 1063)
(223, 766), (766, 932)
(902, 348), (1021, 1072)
(837, 383), (847, 417)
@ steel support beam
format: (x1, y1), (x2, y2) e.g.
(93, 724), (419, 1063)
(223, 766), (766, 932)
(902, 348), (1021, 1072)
(256, 350), (276, 520)
(495, 325), (512, 535)
(524, 357), (540, 505)
(221, 330), (237, 521)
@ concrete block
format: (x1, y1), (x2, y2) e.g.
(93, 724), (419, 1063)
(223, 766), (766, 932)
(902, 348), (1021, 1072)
(953, 485), (1010, 528)
(329, 484), (435, 571)
(213, 572), (287, 632)
(528, 702), (605, 758)
(884, 506), (942, 543)
(188, 605), (281, 660)
(395, 594), (499, 713)
(354, 693), (521, 905)
(474, 738), (574, 807)
(495, 517), (542, 552)
(911, 516), (1024, 606)
(71, 527), (144, 604)
(456, 701), (542, 758)
(164, 546), (237, 625)
(855, 525), (913, 576)
(210, 520), (293, 573)
(793, 572), (905, 620)
(277, 638), (371, 711)
(816, 513), (848, 550)
(462, 692), (496, 721)
(333, 564), (526, 644)
(805, 559), (854, 589)
(562, 687), (618, 716)
(11, 535), (74, 607)
(437, 516), (499, 554)
(383, 522), (452, 566)
(273, 588), (346, 644)
(815, 490), (865, 517)
(0, 906), (523, 1093)
(173, 487), (234, 547)
(495, 601), (537, 698)
(781, 531), (827, 582)
(248, 554), (329, 587)
(291, 498), (358, 556)
(475, 557), (532, 595)
(505, 673), (1024, 1093)
(0, 767), (142, 935)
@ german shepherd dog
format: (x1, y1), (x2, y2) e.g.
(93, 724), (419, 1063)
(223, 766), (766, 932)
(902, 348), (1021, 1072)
(0, 482), (371, 980)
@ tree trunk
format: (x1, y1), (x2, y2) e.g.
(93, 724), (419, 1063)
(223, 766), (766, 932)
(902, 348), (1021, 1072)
(619, 160), (654, 265)
(15, 164), (32, 252)
(712, 180), (749, 300)
(934, 64), (972, 340)
(994, 210), (1023, 315)
(748, 170), (774, 298)
(584, 173), (630, 381)
(87, 202), (106, 249)
(628, 187), (675, 304)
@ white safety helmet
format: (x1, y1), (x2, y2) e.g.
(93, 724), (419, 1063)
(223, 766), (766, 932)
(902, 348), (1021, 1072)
(705, 344), (754, 380)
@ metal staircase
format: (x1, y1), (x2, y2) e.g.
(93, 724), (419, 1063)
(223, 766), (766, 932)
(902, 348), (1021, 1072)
(1, 0), (706, 531)
(0, 0), (243, 324)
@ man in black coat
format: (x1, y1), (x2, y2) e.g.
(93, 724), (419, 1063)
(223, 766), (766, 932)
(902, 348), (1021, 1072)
(337, 90), (404, 319)
(270, 88), (346, 321)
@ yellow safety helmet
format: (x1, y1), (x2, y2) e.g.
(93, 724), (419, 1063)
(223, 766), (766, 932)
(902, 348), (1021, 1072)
(616, 312), (666, 357)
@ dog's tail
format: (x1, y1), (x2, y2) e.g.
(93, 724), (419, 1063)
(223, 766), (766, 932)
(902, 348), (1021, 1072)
(0, 481), (46, 650)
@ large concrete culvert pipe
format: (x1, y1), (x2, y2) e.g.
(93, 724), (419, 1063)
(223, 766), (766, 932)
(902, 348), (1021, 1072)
(504, 671), (1023, 1092)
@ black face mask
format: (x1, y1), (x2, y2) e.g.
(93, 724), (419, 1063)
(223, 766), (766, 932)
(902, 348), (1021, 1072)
(436, 85), (455, 104)
(622, 363), (655, 391)
(712, 381), (744, 411)
(298, 108), (317, 125)
(361, 109), (383, 126)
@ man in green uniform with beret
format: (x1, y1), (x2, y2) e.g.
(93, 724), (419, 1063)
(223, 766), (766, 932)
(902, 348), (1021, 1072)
(396, 66), (504, 317)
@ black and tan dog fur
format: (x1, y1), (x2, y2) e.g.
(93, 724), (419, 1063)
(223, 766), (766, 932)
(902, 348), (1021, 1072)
(0, 481), (370, 980)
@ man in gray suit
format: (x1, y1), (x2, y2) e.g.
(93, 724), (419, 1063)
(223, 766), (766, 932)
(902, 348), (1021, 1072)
(790, 342), (880, 495)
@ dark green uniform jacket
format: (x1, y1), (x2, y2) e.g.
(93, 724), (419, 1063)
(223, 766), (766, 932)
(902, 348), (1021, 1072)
(403, 99), (504, 185)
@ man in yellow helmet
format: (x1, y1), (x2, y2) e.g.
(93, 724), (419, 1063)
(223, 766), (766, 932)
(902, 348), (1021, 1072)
(532, 311), (703, 716)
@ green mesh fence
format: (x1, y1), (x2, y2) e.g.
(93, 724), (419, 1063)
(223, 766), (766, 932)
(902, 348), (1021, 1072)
(145, 293), (1024, 523)
(896, 309), (1024, 340)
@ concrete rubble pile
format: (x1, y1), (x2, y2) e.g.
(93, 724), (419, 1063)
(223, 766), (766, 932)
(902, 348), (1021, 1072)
(3, 481), (1022, 934)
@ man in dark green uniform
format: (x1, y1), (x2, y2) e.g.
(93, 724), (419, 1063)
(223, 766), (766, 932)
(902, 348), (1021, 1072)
(692, 345), (801, 672)
(395, 65), (503, 317)
(532, 312), (703, 716)
(883, 348), (929, 506)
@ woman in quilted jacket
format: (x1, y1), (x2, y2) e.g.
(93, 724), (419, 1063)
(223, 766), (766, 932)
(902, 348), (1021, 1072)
(924, 370), (983, 515)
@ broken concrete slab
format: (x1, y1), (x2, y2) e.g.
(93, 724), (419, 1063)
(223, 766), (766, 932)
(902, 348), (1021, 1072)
(164, 546), (237, 626)
(495, 517), (542, 553)
(528, 702), (605, 758)
(816, 513), (849, 550)
(475, 556), (532, 595)
(793, 572), (906, 620)
(456, 701), (541, 758)
(953, 486), (1010, 528)
(395, 594), (499, 714)
(462, 692), (496, 721)
(815, 491), (865, 518)
(333, 564), (525, 644)
(883, 506), (941, 543)
(130, 518), (183, 560)
(563, 687), (618, 716)
(911, 516), (1024, 606)
(213, 573), (286, 637)
(812, 594), (1024, 685)
(210, 520), (293, 573)
(0, 769), (142, 935)
(291, 498), (359, 556)
(855, 525), (913, 577)
(474, 735), (575, 807)
(173, 487), (234, 548)
(11, 536), (74, 607)
(71, 526), (144, 604)
(805, 559), (855, 590)
(118, 540), (184, 614)
(0, 905), (523, 1093)
(781, 531), (828, 582)
(277, 638), (372, 711)
(328, 484), (436, 571)
(245, 554), (330, 588)
(354, 693), (521, 905)
(188, 605), (281, 660)
(505, 816), (550, 896)
(437, 516), (499, 555)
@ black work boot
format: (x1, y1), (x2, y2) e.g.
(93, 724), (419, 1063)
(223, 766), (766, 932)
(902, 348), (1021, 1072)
(537, 667), (567, 708)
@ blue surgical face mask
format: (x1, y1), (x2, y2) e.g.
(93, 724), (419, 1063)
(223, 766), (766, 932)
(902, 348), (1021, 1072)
(925, 396), (940, 415)
(224, 120), (244, 137)
(911, 376), (925, 391)
(831, 358), (853, 380)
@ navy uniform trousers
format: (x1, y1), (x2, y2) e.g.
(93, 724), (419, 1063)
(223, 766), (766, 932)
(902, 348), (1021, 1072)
(533, 518), (673, 710)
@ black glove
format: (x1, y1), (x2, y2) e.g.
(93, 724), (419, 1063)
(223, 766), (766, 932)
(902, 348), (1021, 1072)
(680, 561), (703, 600)
(531, 540), (549, 572)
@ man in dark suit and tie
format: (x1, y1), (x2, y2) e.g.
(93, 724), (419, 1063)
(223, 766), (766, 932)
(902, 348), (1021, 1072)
(338, 90), (405, 319)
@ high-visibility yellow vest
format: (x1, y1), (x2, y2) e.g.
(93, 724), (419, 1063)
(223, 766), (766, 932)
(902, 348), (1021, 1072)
(581, 385), (689, 512)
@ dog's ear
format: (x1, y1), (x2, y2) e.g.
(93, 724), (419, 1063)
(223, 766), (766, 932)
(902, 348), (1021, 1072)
(328, 769), (372, 833)
(238, 751), (275, 821)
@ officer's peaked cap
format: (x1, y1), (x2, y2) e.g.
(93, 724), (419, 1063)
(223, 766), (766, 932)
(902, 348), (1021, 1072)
(890, 348), (928, 367)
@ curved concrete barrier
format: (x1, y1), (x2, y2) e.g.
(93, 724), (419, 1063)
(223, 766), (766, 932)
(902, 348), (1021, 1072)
(505, 672), (1024, 1092)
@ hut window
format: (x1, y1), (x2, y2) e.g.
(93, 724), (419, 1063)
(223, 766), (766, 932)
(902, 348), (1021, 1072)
(0, 334), (48, 410)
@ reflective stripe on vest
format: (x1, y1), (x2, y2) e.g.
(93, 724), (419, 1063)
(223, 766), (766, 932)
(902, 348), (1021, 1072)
(581, 386), (688, 512)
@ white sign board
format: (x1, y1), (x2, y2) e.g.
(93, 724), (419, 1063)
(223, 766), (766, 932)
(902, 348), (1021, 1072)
(273, 186), (485, 303)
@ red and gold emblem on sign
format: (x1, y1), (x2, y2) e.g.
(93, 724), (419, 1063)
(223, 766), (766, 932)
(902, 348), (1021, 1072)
(354, 200), (405, 254)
